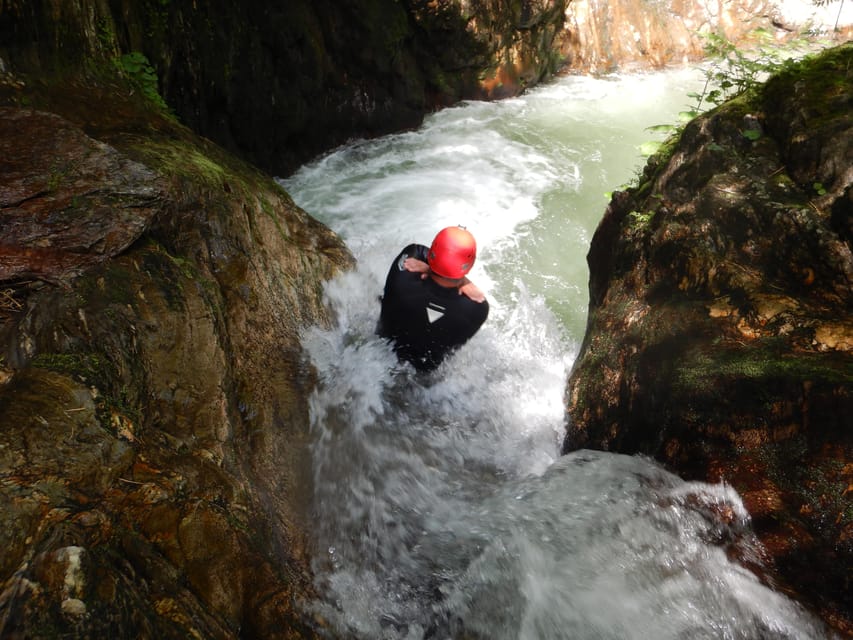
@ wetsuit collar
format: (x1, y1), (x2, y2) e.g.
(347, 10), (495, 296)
(429, 272), (464, 289)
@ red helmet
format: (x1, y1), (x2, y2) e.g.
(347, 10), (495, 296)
(428, 226), (477, 279)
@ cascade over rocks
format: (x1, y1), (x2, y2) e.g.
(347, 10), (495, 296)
(564, 43), (853, 635)
(0, 89), (353, 636)
(0, 2), (564, 637)
(1, 0), (852, 637)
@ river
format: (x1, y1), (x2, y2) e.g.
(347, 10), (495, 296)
(279, 68), (831, 640)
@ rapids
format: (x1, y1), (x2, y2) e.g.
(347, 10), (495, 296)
(280, 68), (832, 639)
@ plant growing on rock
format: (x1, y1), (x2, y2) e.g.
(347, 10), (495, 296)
(640, 30), (828, 159)
(686, 30), (818, 117)
(114, 51), (169, 112)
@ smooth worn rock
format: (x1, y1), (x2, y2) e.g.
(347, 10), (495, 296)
(0, 99), (353, 638)
(565, 43), (853, 635)
(0, 108), (166, 283)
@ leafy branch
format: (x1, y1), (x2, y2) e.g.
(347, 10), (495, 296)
(638, 30), (824, 158)
(685, 30), (814, 117)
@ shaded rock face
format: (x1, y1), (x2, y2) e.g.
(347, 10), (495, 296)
(0, 0), (568, 176)
(564, 44), (852, 633)
(0, 103), (353, 637)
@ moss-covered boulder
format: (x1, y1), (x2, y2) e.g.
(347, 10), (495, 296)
(564, 43), (853, 635)
(0, 71), (353, 637)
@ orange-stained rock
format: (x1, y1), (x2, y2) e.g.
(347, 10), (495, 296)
(561, 0), (853, 73)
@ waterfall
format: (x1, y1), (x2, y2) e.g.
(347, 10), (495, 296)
(280, 68), (831, 640)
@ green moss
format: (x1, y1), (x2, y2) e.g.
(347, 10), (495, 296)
(76, 262), (137, 308)
(139, 248), (187, 312)
(139, 140), (227, 188)
(762, 42), (853, 124)
(31, 351), (142, 437)
(633, 129), (681, 198)
(128, 134), (303, 251)
(676, 340), (853, 391)
(133, 132), (280, 207)
(96, 17), (116, 50)
(627, 210), (655, 230)
(31, 352), (106, 385)
(772, 173), (796, 189)
(758, 434), (852, 530)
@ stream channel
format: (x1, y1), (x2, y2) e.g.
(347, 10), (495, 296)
(280, 68), (832, 640)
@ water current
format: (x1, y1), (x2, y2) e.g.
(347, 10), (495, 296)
(280, 69), (832, 639)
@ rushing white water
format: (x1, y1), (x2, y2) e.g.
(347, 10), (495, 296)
(280, 69), (831, 639)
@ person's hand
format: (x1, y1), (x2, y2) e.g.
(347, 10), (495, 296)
(404, 257), (430, 275)
(458, 279), (486, 303)
(405, 257), (485, 302)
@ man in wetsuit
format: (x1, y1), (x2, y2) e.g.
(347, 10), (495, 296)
(378, 226), (489, 372)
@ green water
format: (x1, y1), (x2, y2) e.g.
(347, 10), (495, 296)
(281, 67), (830, 640)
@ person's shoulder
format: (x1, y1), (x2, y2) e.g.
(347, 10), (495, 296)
(407, 243), (429, 261)
(473, 296), (489, 318)
(393, 243), (429, 264)
(455, 291), (488, 313)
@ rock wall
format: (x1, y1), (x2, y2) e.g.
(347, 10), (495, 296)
(0, 79), (353, 636)
(561, 0), (853, 72)
(0, 0), (568, 176)
(564, 43), (853, 635)
(2, 1), (851, 637)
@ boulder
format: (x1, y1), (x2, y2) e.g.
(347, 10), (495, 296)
(0, 100), (353, 637)
(565, 43), (853, 634)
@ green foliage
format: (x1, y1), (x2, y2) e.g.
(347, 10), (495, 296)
(638, 140), (663, 156)
(686, 30), (814, 116)
(639, 31), (830, 161)
(115, 51), (169, 112)
(31, 351), (142, 433)
(628, 210), (655, 228)
(96, 18), (115, 49)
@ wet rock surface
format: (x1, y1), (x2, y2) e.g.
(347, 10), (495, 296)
(0, 0), (569, 176)
(0, 109), (166, 282)
(0, 100), (353, 637)
(565, 43), (853, 635)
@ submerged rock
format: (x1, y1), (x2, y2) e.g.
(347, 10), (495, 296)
(0, 86), (353, 636)
(565, 43), (853, 635)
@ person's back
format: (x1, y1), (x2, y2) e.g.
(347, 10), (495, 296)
(378, 228), (489, 372)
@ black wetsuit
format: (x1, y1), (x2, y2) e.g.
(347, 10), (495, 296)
(378, 244), (489, 372)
